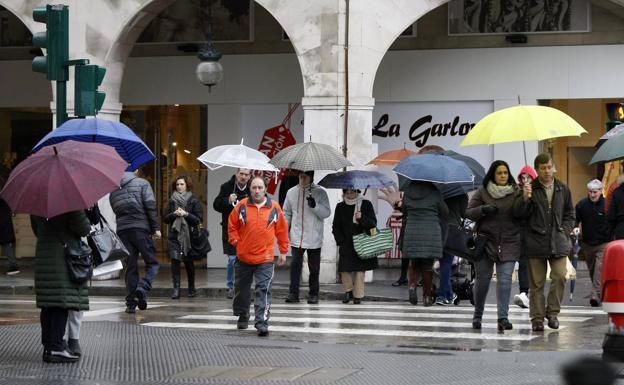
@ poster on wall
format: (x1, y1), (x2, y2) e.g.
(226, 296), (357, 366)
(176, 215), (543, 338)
(448, 0), (591, 35)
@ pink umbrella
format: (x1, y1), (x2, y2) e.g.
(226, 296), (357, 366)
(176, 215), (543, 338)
(0, 140), (128, 218)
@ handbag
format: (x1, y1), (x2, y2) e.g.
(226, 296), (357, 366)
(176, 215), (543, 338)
(188, 224), (211, 260)
(352, 228), (394, 259)
(88, 214), (129, 266)
(64, 239), (94, 285)
(444, 220), (487, 262)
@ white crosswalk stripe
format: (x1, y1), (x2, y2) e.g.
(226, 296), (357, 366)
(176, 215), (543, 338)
(142, 301), (604, 342)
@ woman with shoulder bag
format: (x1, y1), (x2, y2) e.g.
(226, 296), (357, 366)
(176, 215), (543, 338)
(31, 210), (91, 363)
(332, 188), (378, 304)
(163, 175), (204, 299)
(465, 160), (525, 332)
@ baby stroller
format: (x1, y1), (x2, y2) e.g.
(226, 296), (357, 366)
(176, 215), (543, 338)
(433, 256), (475, 305)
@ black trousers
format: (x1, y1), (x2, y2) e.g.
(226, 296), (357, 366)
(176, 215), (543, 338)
(289, 247), (321, 297)
(40, 307), (69, 351)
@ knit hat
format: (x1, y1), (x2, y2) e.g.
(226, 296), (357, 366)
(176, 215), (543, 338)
(518, 165), (537, 181)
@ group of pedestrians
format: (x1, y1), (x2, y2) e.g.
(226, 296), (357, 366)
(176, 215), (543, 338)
(19, 149), (624, 360)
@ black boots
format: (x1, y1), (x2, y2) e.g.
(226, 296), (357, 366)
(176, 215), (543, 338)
(171, 260), (181, 299)
(185, 260), (197, 297)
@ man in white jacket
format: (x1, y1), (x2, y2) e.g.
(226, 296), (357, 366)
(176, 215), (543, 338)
(283, 170), (331, 304)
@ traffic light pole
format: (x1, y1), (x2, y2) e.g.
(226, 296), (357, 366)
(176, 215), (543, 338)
(56, 78), (67, 127)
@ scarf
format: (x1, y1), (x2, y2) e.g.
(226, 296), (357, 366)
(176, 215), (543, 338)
(343, 195), (364, 224)
(172, 191), (192, 255)
(486, 181), (515, 199)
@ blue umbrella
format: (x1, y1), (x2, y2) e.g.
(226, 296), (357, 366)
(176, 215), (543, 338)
(318, 170), (395, 190)
(393, 154), (474, 184)
(32, 118), (156, 171)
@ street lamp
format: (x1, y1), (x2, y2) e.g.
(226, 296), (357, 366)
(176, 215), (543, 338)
(196, 0), (223, 91)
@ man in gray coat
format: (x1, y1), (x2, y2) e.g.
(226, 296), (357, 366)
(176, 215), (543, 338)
(521, 153), (575, 332)
(110, 171), (161, 313)
(283, 170), (330, 304)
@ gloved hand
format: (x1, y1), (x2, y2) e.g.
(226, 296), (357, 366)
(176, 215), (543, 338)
(481, 204), (498, 215)
(306, 194), (316, 208)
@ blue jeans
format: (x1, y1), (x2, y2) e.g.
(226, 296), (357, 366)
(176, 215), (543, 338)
(437, 252), (454, 299)
(232, 261), (275, 329)
(473, 258), (515, 320)
(118, 230), (160, 307)
(226, 255), (237, 289)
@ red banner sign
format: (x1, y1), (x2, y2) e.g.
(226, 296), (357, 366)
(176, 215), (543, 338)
(255, 124), (296, 194)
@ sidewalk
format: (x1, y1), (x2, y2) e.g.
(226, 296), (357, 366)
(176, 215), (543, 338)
(1, 259), (596, 306)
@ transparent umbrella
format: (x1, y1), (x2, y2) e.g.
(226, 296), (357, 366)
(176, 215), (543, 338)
(197, 139), (279, 171)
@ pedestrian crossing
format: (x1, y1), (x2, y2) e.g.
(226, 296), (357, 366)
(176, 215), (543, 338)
(142, 301), (605, 342)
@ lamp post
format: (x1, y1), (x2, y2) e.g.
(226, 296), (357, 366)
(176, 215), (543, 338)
(196, 0), (223, 91)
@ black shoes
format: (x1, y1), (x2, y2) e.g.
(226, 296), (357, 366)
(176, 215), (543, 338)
(546, 315), (559, 329)
(392, 278), (408, 287)
(497, 318), (513, 332)
(472, 320), (482, 330)
(257, 325), (269, 337)
(408, 288), (418, 305)
(307, 295), (319, 304)
(285, 294), (300, 303)
(342, 291), (353, 304)
(43, 349), (79, 363)
(188, 288), (197, 298)
(135, 289), (148, 310)
(353, 298), (361, 304)
(66, 339), (82, 357)
(590, 297), (601, 307)
(171, 288), (180, 300)
(237, 314), (249, 329)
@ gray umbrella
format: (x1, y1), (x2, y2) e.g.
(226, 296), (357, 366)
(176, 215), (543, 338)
(590, 130), (624, 164)
(269, 142), (352, 171)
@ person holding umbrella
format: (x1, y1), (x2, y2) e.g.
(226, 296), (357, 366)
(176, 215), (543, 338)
(575, 179), (609, 307)
(332, 188), (378, 304)
(283, 170), (331, 304)
(465, 160), (524, 331)
(163, 175), (204, 299)
(513, 165), (537, 309)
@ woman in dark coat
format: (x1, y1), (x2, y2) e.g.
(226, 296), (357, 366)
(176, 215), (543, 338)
(465, 160), (524, 332)
(163, 175), (203, 299)
(0, 197), (18, 274)
(332, 188), (377, 304)
(31, 210), (91, 363)
(401, 180), (448, 307)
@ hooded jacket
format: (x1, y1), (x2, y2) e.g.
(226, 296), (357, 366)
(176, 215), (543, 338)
(282, 183), (331, 249)
(109, 172), (160, 233)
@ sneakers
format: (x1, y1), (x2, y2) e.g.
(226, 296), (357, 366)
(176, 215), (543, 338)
(135, 289), (147, 310)
(307, 295), (319, 304)
(435, 293), (458, 306)
(285, 294), (300, 303)
(42, 349), (79, 363)
(6, 268), (20, 276)
(257, 325), (269, 337)
(237, 314), (249, 329)
(513, 292), (529, 309)
(227, 288), (235, 299)
(435, 296), (446, 306)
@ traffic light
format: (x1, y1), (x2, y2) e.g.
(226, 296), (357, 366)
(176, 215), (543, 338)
(605, 103), (624, 131)
(31, 4), (68, 81)
(75, 64), (106, 116)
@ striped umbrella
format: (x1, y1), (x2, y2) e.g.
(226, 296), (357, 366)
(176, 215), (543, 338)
(269, 142), (352, 171)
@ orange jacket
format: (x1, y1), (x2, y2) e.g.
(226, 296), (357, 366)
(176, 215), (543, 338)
(228, 197), (289, 265)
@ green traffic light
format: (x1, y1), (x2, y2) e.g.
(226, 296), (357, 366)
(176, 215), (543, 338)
(75, 64), (107, 116)
(31, 4), (68, 81)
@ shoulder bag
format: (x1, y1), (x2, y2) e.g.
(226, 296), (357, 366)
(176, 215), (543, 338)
(64, 238), (94, 285)
(188, 223), (211, 260)
(88, 214), (130, 266)
(353, 228), (394, 259)
(444, 219), (487, 262)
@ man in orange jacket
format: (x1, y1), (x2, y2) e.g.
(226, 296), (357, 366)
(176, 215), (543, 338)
(228, 176), (289, 336)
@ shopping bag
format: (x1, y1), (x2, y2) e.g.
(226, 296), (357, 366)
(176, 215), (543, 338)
(352, 228), (394, 259)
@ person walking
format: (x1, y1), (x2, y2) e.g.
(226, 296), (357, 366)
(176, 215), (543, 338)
(163, 175), (204, 299)
(31, 210), (91, 363)
(283, 170), (330, 304)
(465, 160), (524, 331)
(228, 176), (289, 336)
(401, 180), (448, 307)
(575, 179), (609, 307)
(332, 188), (378, 304)
(520, 153), (575, 332)
(513, 165), (537, 309)
(213, 168), (251, 299)
(607, 173), (624, 240)
(0, 197), (18, 275)
(110, 170), (161, 314)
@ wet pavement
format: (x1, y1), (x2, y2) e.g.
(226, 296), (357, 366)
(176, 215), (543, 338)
(0, 263), (621, 384)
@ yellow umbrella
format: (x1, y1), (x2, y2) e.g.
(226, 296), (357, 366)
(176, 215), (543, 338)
(461, 105), (586, 145)
(460, 105), (587, 163)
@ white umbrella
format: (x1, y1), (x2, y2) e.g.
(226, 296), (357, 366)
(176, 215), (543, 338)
(197, 139), (279, 171)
